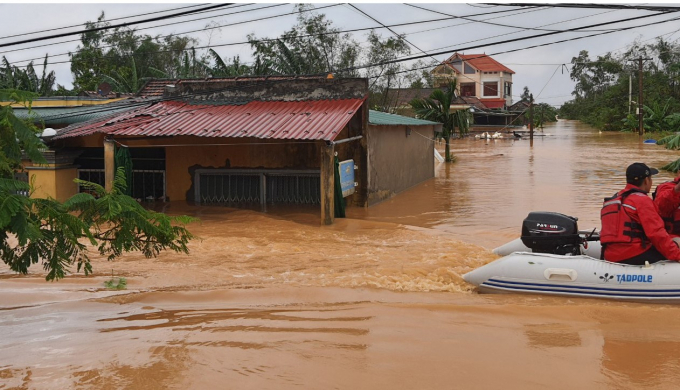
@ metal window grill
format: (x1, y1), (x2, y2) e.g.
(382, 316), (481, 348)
(131, 170), (166, 201)
(195, 169), (320, 205)
(198, 173), (262, 204)
(77, 169), (166, 201)
(266, 174), (320, 204)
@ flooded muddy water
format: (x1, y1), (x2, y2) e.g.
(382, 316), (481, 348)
(351, 120), (680, 248)
(3, 120), (680, 389)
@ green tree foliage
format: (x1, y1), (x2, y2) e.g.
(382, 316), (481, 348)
(0, 89), (195, 281)
(560, 39), (680, 132)
(247, 5), (360, 77)
(409, 80), (470, 162)
(70, 12), (206, 92)
(0, 56), (56, 96)
(207, 50), (251, 78)
(533, 103), (559, 129)
(364, 30), (411, 112)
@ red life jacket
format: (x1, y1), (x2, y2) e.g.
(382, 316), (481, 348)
(600, 188), (648, 247)
(653, 180), (680, 235)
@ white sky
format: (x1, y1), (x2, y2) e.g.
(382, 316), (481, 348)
(1, 2), (679, 107)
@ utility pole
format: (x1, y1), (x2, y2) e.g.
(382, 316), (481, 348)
(529, 93), (534, 146)
(628, 73), (632, 115)
(627, 57), (652, 135)
(638, 57), (644, 136)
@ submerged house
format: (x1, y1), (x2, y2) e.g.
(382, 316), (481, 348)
(35, 77), (440, 224)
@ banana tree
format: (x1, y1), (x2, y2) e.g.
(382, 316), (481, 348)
(409, 80), (470, 162)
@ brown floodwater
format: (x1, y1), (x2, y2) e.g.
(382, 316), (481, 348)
(3, 120), (680, 389)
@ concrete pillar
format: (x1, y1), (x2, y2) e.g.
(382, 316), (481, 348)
(104, 137), (115, 192)
(320, 142), (335, 225)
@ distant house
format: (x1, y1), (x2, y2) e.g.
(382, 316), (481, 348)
(382, 87), (486, 118)
(431, 53), (515, 110)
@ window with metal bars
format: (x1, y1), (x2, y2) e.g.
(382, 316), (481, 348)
(266, 174), (320, 204)
(198, 173), (262, 204)
(77, 169), (166, 201)
(195, 170), (321, 205)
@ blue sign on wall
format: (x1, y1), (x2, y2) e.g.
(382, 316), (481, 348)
(339, 159), (355, 197)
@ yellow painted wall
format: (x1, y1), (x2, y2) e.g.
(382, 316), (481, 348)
(28, 169), (56, 200)
(3, 98), (129, 108)
(55, 168), (79, 202)
(27, 166), (78, 203)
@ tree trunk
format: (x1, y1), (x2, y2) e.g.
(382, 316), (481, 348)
(445, 137), (452, 162)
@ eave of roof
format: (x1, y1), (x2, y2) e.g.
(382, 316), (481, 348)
(55, 98), (366, 142)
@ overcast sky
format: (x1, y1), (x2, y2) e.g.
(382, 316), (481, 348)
(1, 2), (679, 107)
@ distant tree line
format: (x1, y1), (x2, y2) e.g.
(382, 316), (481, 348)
(560, 38), (680, 132)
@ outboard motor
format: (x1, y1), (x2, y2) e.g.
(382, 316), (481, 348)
(521, 212), (582, 255)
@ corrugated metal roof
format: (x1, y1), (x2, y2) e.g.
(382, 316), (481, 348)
(55, 98), (365, 141)
(368, 110), (439, 126)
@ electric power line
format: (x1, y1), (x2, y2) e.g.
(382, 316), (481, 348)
(0, 3), (261, 57)
(0, 3), (212, 41)
(5, 4), (536, 67)
(344, 10), (678, 73)
(405, 3), (622, 33)
(485, 3), (680, 12)
(0, 3), (235, 49)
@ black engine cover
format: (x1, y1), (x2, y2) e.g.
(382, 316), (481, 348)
(520, 212), (581, 255)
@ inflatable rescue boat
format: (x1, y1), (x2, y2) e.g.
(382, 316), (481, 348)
(463, 212), (680, 302)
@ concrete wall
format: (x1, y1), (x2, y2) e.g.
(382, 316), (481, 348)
(170, 78), (368, 102)
(365, 124), (435, 206)
(24, 166), (78, 203)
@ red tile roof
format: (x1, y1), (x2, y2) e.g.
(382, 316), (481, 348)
(446, 53), (515, 74)
(137, 79), (180, 97)
(55, 98), (365, 141)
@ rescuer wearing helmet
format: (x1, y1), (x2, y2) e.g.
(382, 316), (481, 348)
(600, 162), (680, 264)
(653, 171), (680, 237)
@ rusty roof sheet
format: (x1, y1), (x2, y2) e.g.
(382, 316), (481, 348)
(55, 98), (365, 141)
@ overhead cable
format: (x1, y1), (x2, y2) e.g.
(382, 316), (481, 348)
(4, 4), (530, 66)
(485, 3), (680, 12)
(0, 3), (261, 57)
(405, 3), (621, 33)
(343, 10), (677, 72)
(0, 3), (212, 41)
(0, 3), (234, 49)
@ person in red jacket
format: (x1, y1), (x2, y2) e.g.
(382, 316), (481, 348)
(600, 162), (680, 264)
(653, 171), (680, 237)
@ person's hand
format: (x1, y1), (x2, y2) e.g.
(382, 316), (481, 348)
(672, 237), (680, 248)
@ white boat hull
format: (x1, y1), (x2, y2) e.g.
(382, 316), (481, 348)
(465, 250), (680, 302)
